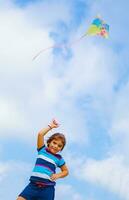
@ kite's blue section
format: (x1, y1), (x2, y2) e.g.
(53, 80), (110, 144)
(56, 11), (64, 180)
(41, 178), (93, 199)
(92, 18), (102, 27)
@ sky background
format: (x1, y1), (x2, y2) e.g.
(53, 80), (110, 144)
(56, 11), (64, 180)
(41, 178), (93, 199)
(0, 0), (129, 199)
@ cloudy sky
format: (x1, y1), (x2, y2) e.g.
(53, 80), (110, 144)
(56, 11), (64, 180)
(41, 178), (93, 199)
(0, 0), (129, 199)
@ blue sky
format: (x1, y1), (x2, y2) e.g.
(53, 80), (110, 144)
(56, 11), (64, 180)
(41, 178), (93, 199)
(0, 0), (129, 199)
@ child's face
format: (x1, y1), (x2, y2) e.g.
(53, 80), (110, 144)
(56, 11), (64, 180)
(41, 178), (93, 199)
(48, 139), (63, 154)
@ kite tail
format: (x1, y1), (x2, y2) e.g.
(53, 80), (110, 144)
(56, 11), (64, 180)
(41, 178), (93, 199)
(68, 34), (87, 47)
(32, 45), (55, 60)
(32, 43), (67, 61)
(32, 34), (87, 61)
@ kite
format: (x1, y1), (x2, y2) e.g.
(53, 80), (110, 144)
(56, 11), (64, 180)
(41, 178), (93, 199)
(86, 16), (109, 38)
(33, 15), (109, 60)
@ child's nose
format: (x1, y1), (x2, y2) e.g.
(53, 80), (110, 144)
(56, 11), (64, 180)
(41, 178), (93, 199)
(54, 144), (58, 148)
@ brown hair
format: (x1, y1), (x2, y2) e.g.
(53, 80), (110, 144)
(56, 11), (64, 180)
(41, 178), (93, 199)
(47, 133), (66, 150)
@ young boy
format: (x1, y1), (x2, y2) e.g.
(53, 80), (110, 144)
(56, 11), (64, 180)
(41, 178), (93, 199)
(17, 119), (69, 200)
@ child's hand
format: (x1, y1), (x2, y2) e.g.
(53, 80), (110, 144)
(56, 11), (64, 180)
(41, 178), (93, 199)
(50, 173), (60, 181)
(49, 119), (60, 129)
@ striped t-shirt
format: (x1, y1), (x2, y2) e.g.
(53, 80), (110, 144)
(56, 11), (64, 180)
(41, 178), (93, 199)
(30, 145), (65, 186)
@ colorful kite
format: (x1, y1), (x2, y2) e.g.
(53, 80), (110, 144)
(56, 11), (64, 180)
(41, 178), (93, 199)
(86, 16), (109, 38)
(33, 15), (109, 60)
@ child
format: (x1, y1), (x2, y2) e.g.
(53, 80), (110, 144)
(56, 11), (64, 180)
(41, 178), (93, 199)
(17, 119), (69, 200)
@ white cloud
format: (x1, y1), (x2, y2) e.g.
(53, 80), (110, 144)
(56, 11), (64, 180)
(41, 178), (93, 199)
(110, 82), (129, 134)
(65, 42), (116, 98)
(0, 162), (9, 183)
(109, 82), (129, 157)
(0, 160), (32, 200)
(0, 1), (129, 200)
(0, 0), (117, 144)
(0, 98), (28, 133)
(22, 0), (71, 27)
(0, 3), (53, 68)
(56, 184), (84, 200)
(75, 156), (129, 200)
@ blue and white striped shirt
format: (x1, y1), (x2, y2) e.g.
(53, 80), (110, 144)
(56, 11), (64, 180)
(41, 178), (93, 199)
(30, 145), (65, 186)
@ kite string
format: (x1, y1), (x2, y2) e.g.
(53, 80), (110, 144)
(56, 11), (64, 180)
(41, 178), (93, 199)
(67, 34), (87, 47)
(32, 45), (55, 60)
(32, 34), (87, 61)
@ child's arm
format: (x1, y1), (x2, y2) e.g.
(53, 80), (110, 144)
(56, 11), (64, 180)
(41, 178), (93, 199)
(37, 119), (59, 149)
(50, 164), (69, 181)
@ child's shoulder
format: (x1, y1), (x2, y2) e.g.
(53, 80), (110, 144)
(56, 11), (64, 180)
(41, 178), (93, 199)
(37, 144), (46, 152)
(54, 153), (62, 160)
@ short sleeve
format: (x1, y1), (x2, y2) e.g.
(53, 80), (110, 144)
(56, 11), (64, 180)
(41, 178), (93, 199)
(57, 156), (65, 167)
(37, 145), (46, 152)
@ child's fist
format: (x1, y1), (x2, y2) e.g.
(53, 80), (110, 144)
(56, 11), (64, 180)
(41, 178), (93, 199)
(50, 173), (60, 181)
(53, 119), (59, 126)
(49, 119), (60, 129)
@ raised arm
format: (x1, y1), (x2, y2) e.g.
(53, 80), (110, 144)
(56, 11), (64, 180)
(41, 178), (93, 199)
(37, 119), (59, 149)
